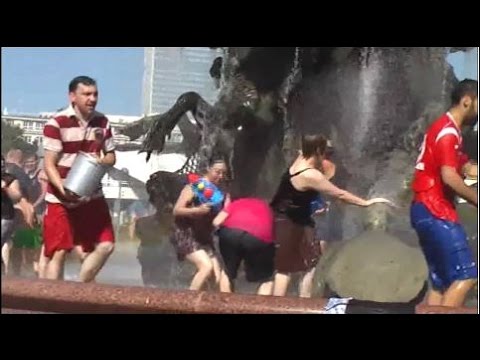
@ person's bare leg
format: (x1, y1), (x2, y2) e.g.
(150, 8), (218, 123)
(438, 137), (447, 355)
(257, 281), (273, 296)
(25, 248), (40, 274)
(299, 267), (317, 298)
(78, 242), (114, 283)
(73, 245), (89, 263)
(32, 248), (41, 275)
(210, 254), (223, 286)
(442, 279), (477, 307)
(73, 245), (94, 281)
(45, 250), (67, 280)
(219, 270), (232, 293)
(426, 288), (444, 306)
(1, 241), (12, 275)
(37, 245), (49, 279)
(10, 246), (23, 276)
(129, 220), (136, 241)
(185, 250), (214, 291)
(320, 240), (328, 255)
(273, 272), (291, 296)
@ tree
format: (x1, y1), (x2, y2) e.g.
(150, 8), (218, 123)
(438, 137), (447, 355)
(1, 120), (37, 155)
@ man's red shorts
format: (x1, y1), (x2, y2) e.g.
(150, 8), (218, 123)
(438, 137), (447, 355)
(43, 198), (115, 258)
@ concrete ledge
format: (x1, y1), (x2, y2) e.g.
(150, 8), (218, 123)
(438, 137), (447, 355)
(2, 277), (477, 314)
(1, 277), (327, 314)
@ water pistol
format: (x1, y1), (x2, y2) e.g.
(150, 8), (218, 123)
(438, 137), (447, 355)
(310, 194), (328, 215)
(187, 173), (225, 213)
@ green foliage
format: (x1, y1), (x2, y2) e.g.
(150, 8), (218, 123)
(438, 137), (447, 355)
(1, 120), (37, 155)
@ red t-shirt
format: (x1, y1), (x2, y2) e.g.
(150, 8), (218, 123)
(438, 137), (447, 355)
(223, 198), (274, 244)
(412, 113), (469, 223)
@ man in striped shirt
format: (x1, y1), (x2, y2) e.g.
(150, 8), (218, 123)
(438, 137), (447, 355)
(42, 76), (116, 282)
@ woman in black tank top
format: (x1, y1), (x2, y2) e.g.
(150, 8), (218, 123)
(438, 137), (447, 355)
(271, 168), (318, 226)
(270, 134), (393, 298)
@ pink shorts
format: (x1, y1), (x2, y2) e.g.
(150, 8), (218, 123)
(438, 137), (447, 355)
(43, 198), (114, 258)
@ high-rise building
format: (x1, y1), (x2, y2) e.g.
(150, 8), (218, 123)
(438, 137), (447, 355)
(142, 47), (222, 116)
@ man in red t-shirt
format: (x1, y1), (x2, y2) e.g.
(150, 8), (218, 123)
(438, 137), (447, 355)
(213, 197), (275, 296)
(411, 79), (478, 308)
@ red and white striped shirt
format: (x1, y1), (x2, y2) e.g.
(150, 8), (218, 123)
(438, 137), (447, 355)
(43, 105), (116, 204)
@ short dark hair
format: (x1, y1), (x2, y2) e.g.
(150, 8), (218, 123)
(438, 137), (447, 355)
(208, 156), (227, 168)
(301, 134), (328, 158)
(69, 76), (97, 93)
(451, 79), (478, 106)
(23, 152), (38, 161)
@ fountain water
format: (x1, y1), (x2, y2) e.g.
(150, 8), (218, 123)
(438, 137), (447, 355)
(23, 47), (477, 303)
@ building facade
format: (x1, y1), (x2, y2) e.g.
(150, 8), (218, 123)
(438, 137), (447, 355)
(142, 47), (222, 115)
(142, 47), (223, 142)
(1, 112), (142, 148)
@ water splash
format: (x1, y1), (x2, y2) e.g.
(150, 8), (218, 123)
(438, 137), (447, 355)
(354, 47), (382, 157)
(280, 46), (302, 104)
(441, 47), (451, 104)
(27, 47), (470, 292)
(220, 47), (229, 89)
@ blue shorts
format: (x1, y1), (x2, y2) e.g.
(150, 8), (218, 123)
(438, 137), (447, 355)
(410, 202), (477, 291)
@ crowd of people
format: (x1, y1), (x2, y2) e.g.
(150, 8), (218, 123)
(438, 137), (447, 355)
(1, 150), (46, 277)
(136, 79), (478, 310)
(1, 75), (478, 311)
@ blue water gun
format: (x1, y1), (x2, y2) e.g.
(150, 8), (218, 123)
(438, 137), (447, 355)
(187, 174), (225, 213)
(310, 194), (327, 215)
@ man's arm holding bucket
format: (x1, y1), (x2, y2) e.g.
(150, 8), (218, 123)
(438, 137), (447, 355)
(96, 151), (116, 167)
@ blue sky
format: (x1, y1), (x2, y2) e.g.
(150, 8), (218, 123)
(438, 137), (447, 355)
(1, 47), (478, 116)
(1, 47), (144, 116)
(447, 47), (478, 80)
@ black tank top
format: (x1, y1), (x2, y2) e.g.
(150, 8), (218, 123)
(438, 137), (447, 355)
(2, 173), (16, 220)
(271, 168), (318, 226)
